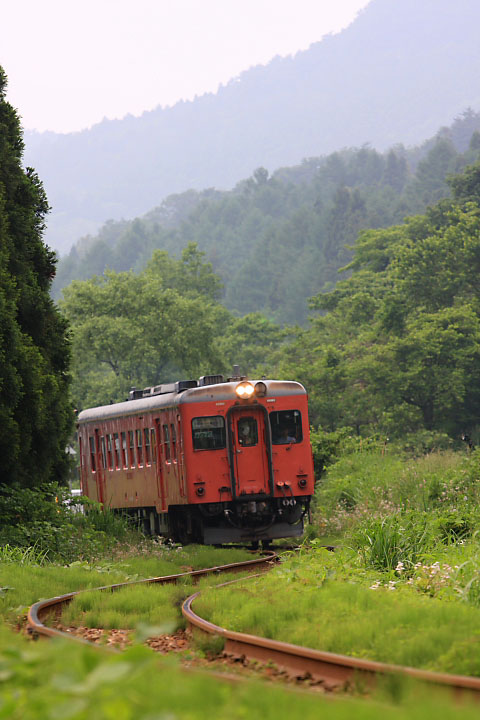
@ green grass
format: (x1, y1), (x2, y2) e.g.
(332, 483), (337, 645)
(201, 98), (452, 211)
(60, 570), (244, 632)
(0, 544), (253, 626)
(195, 545), (480, 676)
(2, 622), (480, 719)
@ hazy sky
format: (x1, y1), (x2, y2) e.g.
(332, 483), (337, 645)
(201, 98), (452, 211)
(2, 0), (370, 134)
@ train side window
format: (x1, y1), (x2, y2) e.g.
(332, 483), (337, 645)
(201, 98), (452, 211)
(192, 416), (226, 450)
(170, 423), (177, 461)
(237, 417), (258, 447)
(136, 429), (143, 466)
(89, 436), (96, 472)
(151, 429), (157, 463)
(144, 428), (151, 465)
(107, 435), (114, 470)
(121, 432), (128, 468)
(163, 424), (171, 461)
(113, 433), (120, 469)
(270, 410), (303, 445)
(100, 436), (107, 470)
(128, 430), (136, 468)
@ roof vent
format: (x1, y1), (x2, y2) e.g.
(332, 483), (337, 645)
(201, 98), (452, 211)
(198, 374), (225, 387)
(129, 387), (144, 400)
(176, 379), (198, 392)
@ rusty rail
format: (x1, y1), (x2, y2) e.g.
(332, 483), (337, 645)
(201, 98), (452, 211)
(27, 552), (278, 641)
(27, 550), (480, 699)
(182, 575), (480, 698)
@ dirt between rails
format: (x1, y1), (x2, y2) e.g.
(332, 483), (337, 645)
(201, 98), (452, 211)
(51, 623), (335, 692)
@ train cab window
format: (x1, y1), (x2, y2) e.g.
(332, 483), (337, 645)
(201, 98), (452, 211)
(192, 416), (226, 450)
(163, 424), (171, 461)
(89, 436), (96, 472)
(113, 433), (120, 469)
(136, 429), (143, 466)
(150, 428), (157, 463)
(128, 430), (136, 468)
(144, 428), (151, 465)
(100, 436), (107, 470)
(170, 423), (177, 461)
(106, 435), (114, 470)
(270, 410), (303, 445)
(237, 417), (258, 447)
(121, 432), (128, 468)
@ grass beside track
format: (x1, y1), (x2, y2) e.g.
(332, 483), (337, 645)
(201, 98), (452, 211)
(1, 621), (480, 719)
(60, 571), (247, 633)
(196, 447), (480, 678)
(196, 545), (480, 676)
(0, 543), (253, 626)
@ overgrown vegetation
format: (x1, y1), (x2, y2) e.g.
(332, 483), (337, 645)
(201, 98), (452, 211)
(3, 620), (479, 719)
(191, 447), (480, 677)
(0, 483), (141, 563)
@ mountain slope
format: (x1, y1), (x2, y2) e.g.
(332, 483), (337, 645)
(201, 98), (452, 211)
(24, 0), (480, 253)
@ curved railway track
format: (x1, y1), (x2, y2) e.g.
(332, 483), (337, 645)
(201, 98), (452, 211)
(27, 551), (480, 699)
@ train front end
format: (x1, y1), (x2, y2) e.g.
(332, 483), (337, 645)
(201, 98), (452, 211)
(180, 376), (314, 544)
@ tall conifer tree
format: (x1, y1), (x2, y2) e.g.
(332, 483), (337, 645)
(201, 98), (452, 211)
(0, 67), (72, 487)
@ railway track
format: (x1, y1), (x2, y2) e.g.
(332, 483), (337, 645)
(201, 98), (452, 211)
(27, 551), (480, 699)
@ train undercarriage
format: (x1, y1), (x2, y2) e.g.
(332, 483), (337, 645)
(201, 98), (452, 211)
(124, 496), (311, 545)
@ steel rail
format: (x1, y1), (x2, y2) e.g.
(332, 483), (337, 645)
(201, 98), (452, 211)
(182, 575), (480, 698)
(28, 550), (480, 699)
(27, 552), (278, 641)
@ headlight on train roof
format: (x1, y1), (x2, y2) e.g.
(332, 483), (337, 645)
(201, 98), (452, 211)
(236, 381), (255, 399)
(254, 381), (267, 397)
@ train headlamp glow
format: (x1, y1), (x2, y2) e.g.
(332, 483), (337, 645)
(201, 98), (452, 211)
(236, 381), (255, 399)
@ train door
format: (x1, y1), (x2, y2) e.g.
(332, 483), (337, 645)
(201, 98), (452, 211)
(154, 418), (166, 510)
(94, 428), (106, 505)
(230, 407), (272, 497)
(176, 414), (186, 497)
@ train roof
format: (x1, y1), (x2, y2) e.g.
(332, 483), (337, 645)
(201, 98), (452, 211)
(77, 379), (307, 425)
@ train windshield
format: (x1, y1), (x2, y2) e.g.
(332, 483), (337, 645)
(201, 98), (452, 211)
(237, 416), (258, 447)
(192, 416), (226, 450)
(270, 410), (302, 444)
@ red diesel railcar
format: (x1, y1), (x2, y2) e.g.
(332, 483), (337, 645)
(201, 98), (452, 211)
(77, 374), (314, 544)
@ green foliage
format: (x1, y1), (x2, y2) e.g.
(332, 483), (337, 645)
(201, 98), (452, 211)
(4, 622), (475, 720)
(0, 67), (73, 488)
(312, 447), (480, 543)
(351, 514), (436, 571)
(0, 483), (139, 563)
(195, 544), (480, 676)
(61, 243), (228, 408)
(61, 242), (288, 407)
(53, 121), (480, 327)
(278, 162), (480, 440)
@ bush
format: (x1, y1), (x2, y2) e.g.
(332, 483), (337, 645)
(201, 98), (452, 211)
(0, 483), (139, 563)
(310, 426), (387, 479)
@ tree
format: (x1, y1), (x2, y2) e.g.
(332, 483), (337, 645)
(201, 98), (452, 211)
(0, 67), (72, 487)
(279, 160), (480, 440)
(61, 247), (229, 409)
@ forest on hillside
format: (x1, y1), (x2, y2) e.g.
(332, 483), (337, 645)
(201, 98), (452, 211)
(25, 0), (480, 253)
(62, 151), (480, 447)
(54, 111), (480, 325)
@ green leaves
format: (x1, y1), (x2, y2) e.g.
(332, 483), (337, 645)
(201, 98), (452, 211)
(0, 67), (72, 488)
(61, 245), (228, 408)
(281, 161), (480, 440)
